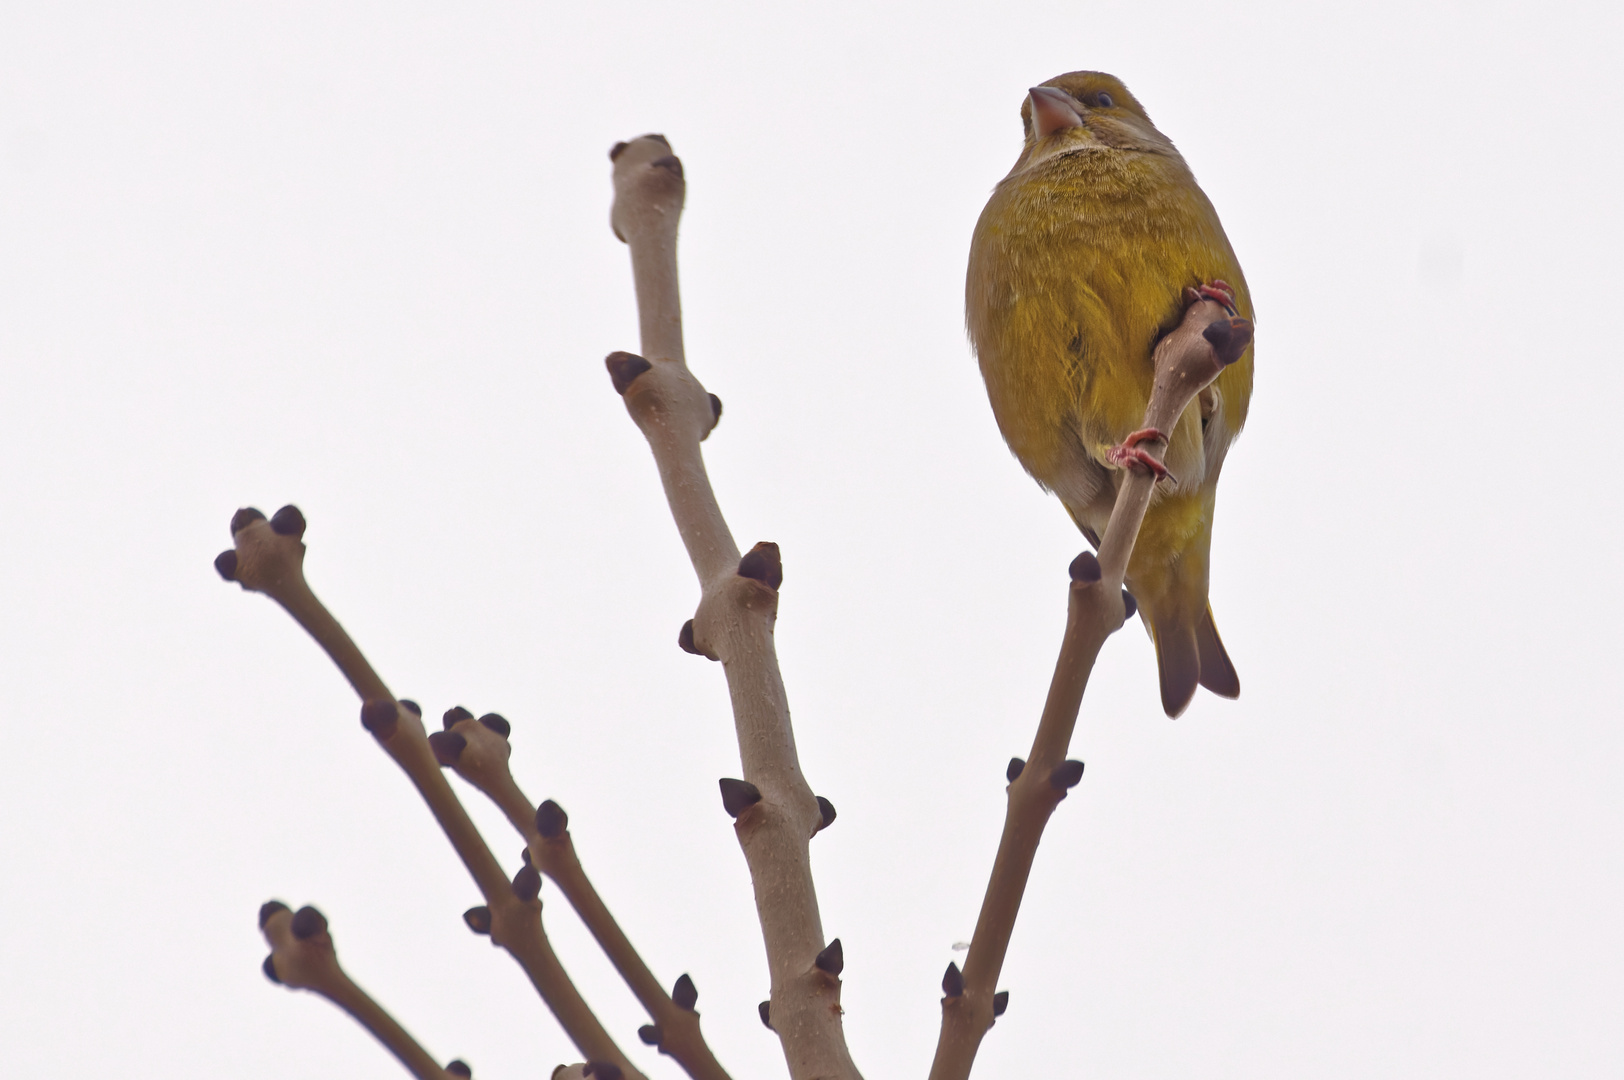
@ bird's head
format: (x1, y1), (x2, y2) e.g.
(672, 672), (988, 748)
(1013, 71), (1176, 171)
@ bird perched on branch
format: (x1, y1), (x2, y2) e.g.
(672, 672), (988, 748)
(967, 71), (1253, 717)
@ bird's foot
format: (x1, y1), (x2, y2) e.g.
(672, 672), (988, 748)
(1105, 428), (1171, 480)
(1184, 279), (1238, 316)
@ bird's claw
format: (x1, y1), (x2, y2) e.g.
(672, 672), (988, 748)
(1106, 428), (1171, 481)
(1184, 279), (1238, 316)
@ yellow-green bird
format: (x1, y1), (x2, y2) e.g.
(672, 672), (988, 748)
(967, 71), (1253, 718)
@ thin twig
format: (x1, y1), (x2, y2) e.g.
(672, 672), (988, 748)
(431, 708), (733, 1080)
(258, 901), (469, 1080)
(217, 514), (645, 1080)
(927, 300), (1252, 1080)
(606, 133), (862, 1080)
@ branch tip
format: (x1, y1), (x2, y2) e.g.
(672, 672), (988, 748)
(1068, 551), (1102, 583)
(443, 705), (474, 728)
(942, 962), (965, 998)
(757, 1000), (772, 1029)
(359, 699), (398, 738)
(1202, 315), (1254, 366)
(606, 351), (653, 395)
(290, 905), (328, 940)
(269, 504), (307, 538)
(428, 730), (467, 767)
(815, 795), (837, 833)
(737, 542), (783, 590)
(637, 1024), (662, 1046)
(258, 899), (289, 929)
(1006, 757), (1025, 782)
(230, 506), (266, 535)
(671, 973), (698, 1011)
(718, 778), (762, 818)
(477, 713), (511, 739)
(535, 799), (569, 839)
(511, 865), (542, 903)
(463, 906), (492, 935)
(815, 938), (844, 976)
(992, 990), (1009, 1017)
(1049, 760), (1085, 792)
(214, 550), (238, 581)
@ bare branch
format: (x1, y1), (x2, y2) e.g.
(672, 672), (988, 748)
(218, 515), (644, 1079)
(607, 133), (861, 1080)
(928, 299), (1252, 1080)
(257, 901), (468, 1080)
(432, 706), (733, 1080)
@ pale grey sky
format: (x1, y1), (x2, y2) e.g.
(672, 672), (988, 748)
(1, 2), (1621, 1077)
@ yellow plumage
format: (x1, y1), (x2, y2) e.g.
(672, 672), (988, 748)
(967, 71), (1253, 717)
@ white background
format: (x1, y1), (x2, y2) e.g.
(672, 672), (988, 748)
(2, 2), (1621, 1077)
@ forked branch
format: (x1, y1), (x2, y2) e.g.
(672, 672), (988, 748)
(216, 512), (645, 1080)
(606, 133), (861, 1080)
(927, 300), (1252, 1080)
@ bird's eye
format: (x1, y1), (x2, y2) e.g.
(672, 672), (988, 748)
(1096, 92), (1114, 108)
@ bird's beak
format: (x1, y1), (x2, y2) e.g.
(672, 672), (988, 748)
(1029, 86), (1084, 138)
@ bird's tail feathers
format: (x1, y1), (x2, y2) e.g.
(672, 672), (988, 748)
(1141, 592), (1239, 718)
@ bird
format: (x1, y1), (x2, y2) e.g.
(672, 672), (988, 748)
(966, 71), (1253, 718)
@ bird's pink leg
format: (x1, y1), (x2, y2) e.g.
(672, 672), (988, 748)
(1105, 428), (1171, 481)
(1184, 279), (1238, 315)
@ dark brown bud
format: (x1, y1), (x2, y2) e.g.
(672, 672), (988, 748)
(719, 778), (762, 818)
(213, 550), (238, 581)
(645, 133), (670, 147)
(942, 961), (965, 998)
(678, 613), (717, 656)
(478, 713), (510, 739)
(1204, 316), (1253, 366)
(398, 699), (421, 716)
(993, 990), (1010, 1017)
(650, 154), (683, 177)
(815, 795), (837, 832)
(520, 846), (531, 866)
(815, 939), (843, 976)
(1069, 551), (1102, 583)
(428, 730), (466, 767)
(445, 1061), (472, 1078)
(637, 1024), (661, 1046)
(359, 699), (398, 738)
(535, 799), (568, 839)
(609, 140), (629, 161)
(737, 542), (783, 590)
(708, 393), (722, 426)
(1050, 760), (1085, 791)
(463, 906), (492, 935)
(290, 906), (327, 940)
(269, 504), (306, 538)
(262, 954), (280, 983)
(672, 973), (698, 1010)
(511, 865), (541, 903)
(584, 1065), (622, 1080)
(605, 351), (652, 395)
(443, 705), (473, 729)
(1007, 757), (1025, 782)
(1121, 589), (1138, 620)
(230, 507), (266, 535)
(258, 900), (289, 929)
(758, 1000), (772, 1029)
